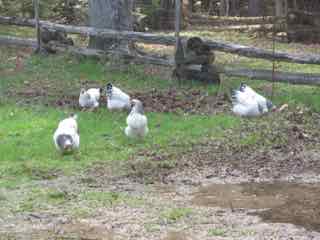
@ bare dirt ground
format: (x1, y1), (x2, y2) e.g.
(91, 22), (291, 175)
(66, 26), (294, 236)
(1, 170), (320, 240)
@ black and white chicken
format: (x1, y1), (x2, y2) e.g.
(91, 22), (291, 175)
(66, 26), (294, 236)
(53, 114), (80, 154)
(106, 83), (131, 111)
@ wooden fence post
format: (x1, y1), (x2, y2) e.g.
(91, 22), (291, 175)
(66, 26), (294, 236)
(33, 0), (41, 52)
(175, 0), (181, 53)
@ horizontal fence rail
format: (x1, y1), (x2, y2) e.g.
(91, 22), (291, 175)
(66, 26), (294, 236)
(2, 34), (320, 86)
(1, 15), (320, 65)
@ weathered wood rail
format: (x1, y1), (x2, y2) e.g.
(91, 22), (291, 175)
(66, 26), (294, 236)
(0, 35), (37, 48)
(1, 15), (320, 65)
(223, 67), (320, 85)
(189, 15), (276, 26)
(0, 35), (174, 66)
(190, 24), (274, 32)
(2, 34), (320, 86)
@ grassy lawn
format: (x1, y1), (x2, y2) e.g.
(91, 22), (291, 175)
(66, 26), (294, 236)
(0, 44), (238, 188)
(1, 40), (320, 188)
(0, 104), (238, 187)
(1, 23), (320, 239)
(0, 24), (320, 188)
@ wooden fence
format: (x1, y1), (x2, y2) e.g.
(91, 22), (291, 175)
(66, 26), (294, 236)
(1, 12), (320, 85)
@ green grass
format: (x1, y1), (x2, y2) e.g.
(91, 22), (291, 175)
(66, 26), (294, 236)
(1, 25), (320, 188)
(161, 207), (193, 223)
(0, 46), (319, 187)
(0, 50), (219, 97)
(239, 229), (256, 237)
(79, 190), (143, 208)
(13, 187), (69, 212)
(0, 23), (319, 239)
(223, 76), (320, 112)
(208, 228), (227, 237)
(0, 25), (35, 38)
(0, 43), (237, 188)
(0, 104), (238, 187)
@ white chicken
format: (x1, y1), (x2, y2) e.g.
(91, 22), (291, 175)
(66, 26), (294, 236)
(232, 83), (274, 117)
(125, 99), (149, 138)
(106, 83), (131, 111)
(79, 88), (102, 109)
(53, 114), (80, 154)
(239, 83), (274, 113)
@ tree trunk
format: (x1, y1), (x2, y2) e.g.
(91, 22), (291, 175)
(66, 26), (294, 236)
(88, 0), (133, 51)
(219, 0), (234, 16)
(275, 0), (287, 17)
(292, 0), (298, 10)
(220, 0), (226, 16)
(225, 0), (230, 16)
(284, 0), (288, 16)
(188, 0), (194, 12)
(201, 0), (210, 12)
(248, 0), (261, 16)
(230, 0), (240, 16)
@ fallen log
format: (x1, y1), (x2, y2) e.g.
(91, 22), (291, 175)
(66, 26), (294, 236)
(1, 35), (320, 86)
(1, 15), (320, 65)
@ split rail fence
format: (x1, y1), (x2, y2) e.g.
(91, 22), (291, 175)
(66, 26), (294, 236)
(0, 0), (320, 85)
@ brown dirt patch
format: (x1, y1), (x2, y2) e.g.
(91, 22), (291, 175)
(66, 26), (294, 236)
(8, 86), (228, 114)
(127, 108), (320, 183)
(131, 89), (228, 114)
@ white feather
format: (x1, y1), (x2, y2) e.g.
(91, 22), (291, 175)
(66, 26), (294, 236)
(107, 86), (131, 110)
(232, 90), (262, 117)
(125, 115), (149, 138)
(86, 88), (101, 102)
(232, 83), (275, 117)
(79, 88), (100, 109)
(125, 101), (148, 138)
(232, 102), (261, 117)
(53, 115), (79, 152)
(241, 85), (268, 113)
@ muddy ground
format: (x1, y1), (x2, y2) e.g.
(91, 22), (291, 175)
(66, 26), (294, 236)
(2, 83), (320, 239)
